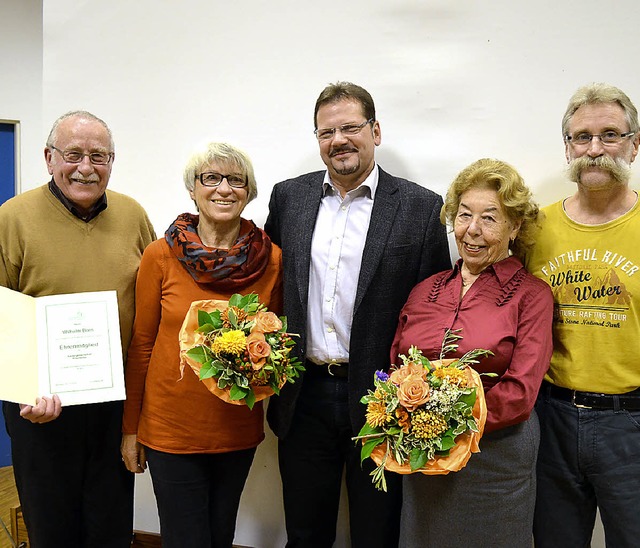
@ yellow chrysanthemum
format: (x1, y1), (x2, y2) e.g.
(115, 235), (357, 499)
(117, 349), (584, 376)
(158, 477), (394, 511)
(433, 366), (468, 387)
(211, 330), (247, 355)
(366, 401), (392, 428)
(410, 409), (448, 440)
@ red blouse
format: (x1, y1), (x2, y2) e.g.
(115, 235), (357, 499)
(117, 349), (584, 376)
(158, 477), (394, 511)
(390, 256), (553, 433)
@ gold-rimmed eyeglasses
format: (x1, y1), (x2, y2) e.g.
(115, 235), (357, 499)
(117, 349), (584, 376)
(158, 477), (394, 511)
(314, 118), (374, 142)
(49, 145), (113, 165)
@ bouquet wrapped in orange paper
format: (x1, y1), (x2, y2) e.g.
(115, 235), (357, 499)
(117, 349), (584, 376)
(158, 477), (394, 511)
(179, 293), (303, 409)
(354, 330), (491, 491)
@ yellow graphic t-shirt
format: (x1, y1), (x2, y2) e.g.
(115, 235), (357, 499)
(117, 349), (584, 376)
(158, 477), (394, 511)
(525, 199), (640, 393)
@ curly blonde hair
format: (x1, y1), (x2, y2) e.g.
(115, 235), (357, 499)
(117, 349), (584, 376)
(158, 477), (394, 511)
(441, 158), (540, 260)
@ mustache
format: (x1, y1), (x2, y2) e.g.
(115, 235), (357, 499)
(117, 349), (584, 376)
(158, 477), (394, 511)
(330, 145), (358, 157)
(70, 175), (100, 183)
(567, 155), (632, 185)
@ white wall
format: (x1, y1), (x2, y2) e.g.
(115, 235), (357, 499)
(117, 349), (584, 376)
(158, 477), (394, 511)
(27, 0), (640, 545)
(41, 0), (640, 235)
(0, 0), (43, 191)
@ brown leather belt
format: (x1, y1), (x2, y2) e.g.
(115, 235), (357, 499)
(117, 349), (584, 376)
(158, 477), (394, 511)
(305, 359), (349, 379)
(542, 381), (640, 410)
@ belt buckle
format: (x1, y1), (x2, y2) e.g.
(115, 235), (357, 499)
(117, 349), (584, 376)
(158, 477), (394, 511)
(327, 361), (346, 377)
(571, 391), (592, 409)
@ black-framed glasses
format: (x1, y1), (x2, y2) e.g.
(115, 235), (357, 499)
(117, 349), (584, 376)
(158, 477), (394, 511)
(564, 131), (636, 146)
(197, 171), (247, 188)
(314, 118), (374, 141)
(49, 145), (113, 165)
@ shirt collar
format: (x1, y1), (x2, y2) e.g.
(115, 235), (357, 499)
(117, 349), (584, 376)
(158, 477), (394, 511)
(449, 255), (524, 287)
(322, 163), (379, 200)
(48, 178), (107, 222)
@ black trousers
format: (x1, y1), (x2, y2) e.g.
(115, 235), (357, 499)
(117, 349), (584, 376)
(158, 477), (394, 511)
(145, 446), (256, 548)
(278, 376), (402, 548)
(3, 400), (133, 548)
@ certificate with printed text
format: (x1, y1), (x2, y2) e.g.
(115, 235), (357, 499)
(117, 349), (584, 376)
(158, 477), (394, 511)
(0, 287), (125, 406)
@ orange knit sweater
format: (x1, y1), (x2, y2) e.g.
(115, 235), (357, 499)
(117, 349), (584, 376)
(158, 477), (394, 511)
(122, 236), (282, 453)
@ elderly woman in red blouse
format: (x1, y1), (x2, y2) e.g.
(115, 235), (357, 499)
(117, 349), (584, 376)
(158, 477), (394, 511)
(391, 158), (553, 548)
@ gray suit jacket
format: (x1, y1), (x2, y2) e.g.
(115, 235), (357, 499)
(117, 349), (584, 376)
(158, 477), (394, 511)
(265, 167), (451, 438)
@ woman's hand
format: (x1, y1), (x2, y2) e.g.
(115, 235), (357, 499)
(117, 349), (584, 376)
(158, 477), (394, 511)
(121, 433), (147, 473)
(19, 395), (62, 424)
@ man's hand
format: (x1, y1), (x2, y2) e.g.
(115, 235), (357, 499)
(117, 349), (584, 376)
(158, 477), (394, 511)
(19, 395), (62, 424)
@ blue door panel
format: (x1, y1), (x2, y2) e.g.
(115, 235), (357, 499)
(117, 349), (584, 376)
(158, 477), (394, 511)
(0, 122), (16, 465)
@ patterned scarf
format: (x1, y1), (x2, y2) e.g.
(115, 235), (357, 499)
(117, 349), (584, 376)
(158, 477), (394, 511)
(165, 213), (272, 290)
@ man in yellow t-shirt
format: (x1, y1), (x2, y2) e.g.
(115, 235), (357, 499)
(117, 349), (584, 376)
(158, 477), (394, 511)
(526, 83), (640, 548)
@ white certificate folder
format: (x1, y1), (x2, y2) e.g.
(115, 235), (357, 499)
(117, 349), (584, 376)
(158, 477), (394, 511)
(0, 287), (125, 406)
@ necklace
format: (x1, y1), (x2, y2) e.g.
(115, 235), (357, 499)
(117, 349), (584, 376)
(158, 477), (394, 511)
(461, 272), (479, 287)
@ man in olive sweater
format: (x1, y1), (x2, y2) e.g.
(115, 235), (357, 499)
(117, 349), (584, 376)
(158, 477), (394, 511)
(0, 111), (155, 547)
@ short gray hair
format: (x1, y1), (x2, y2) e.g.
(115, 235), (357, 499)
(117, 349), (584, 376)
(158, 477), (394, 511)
(183, 142), (257, 202)
(562, 83), (639, 136)
(46, 110), (115, 151)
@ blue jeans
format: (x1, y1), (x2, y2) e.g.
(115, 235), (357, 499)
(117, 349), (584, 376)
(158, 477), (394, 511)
(534, 391), (640, 547)
(146, 447), (256, 548)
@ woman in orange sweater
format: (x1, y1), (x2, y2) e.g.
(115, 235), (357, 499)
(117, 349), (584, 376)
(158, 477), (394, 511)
(121, 142), (282, 548)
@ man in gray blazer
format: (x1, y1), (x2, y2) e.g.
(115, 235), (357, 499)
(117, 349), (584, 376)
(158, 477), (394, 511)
(265, 82), (450, 547)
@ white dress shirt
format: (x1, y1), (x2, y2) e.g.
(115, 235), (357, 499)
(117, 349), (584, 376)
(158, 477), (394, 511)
(306, 165), (379, 365)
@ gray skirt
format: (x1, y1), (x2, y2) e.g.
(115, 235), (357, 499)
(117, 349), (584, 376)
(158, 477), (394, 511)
(400, 411), (539, 548)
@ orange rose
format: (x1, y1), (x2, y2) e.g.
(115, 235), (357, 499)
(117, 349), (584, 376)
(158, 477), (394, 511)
(252, 311), (283, 334)
(397, 374), (431, 412)
(389, 362), (426, 385)
(246, 332), (271, 370)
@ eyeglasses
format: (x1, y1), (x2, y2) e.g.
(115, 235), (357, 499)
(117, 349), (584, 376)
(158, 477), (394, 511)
(564, 131), (636, 146)
(197, 171), (247, 188)
(50, 145), (113, 165)
(314, 118), (374, 141)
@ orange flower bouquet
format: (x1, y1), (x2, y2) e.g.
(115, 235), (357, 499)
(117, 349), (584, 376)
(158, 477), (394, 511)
(353, 330), (492, 491)
(179, 293), (303, 409)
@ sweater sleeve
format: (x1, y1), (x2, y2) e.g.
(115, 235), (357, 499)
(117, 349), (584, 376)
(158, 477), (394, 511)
(483, 280), (554, 433)
(268, 245), (284, 316)
(122, 240), (164, 434)
(0, 247), (15, 289)
(0, 204), (21, 290)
